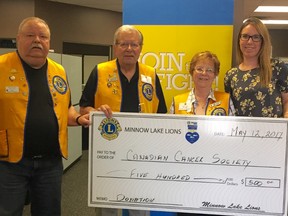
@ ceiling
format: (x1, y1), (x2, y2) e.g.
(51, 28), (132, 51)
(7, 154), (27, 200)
(48, 0), (122, 12)
(243, 0), (288, 29)
(48, 0), (288, 29)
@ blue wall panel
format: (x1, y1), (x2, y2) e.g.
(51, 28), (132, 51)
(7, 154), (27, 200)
(123, 0), (234, 25)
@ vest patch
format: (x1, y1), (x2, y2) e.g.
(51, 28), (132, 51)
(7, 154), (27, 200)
(53, 76), (68, 94)
(211, 108), (227, 116)
(142, 83), (153, 101)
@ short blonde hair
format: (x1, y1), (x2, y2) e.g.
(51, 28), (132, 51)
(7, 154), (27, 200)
(189, 51), (220, 76)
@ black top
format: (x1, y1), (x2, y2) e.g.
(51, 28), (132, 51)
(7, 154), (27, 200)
(20, 56), (60, 157)
(80, 60), (167, 113)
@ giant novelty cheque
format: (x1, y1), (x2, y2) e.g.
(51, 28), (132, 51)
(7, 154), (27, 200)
(88, 112), (288, 216)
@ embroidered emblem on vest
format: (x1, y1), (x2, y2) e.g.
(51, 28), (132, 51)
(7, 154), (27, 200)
(52, 76), (67, 94)
(142, 83), (153, 101)
(98, 117), (122, 141)
(211, 108), (227, 116)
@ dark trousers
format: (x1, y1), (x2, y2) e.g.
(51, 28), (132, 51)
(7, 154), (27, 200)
(0, 156), (63, 216)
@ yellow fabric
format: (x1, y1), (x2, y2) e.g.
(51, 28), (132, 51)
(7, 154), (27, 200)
(95, 59), (159, 113)
(174, 90), (229, 115)
(0, 52), (70, 162)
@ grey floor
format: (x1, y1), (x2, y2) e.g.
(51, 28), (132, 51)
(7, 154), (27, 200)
(23, 150), (96, 216)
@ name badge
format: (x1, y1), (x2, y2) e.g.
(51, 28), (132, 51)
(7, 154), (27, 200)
(210, 101), (221, 107)
(5, 86), (19, 93)
(141, 75), (152, 84)
(179, 103), (188, 110)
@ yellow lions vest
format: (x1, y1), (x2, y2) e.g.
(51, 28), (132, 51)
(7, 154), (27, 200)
(174, 91), (230, 115)
(95, 59), (159, 113)
(0, 52), (70, 162)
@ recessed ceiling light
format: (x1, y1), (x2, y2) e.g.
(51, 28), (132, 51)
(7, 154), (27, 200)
(255, 6), (288, 13)
(261, 20), (288, 25)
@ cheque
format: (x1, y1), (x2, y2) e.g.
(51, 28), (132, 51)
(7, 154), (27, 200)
(88, 112), (288, 216)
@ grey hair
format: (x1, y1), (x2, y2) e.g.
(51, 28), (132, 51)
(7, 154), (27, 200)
(113, 25), (143, 45)
(18, 17), (50, 36)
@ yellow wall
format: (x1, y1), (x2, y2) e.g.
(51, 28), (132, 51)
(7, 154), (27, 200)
(137, 25), (233, 109)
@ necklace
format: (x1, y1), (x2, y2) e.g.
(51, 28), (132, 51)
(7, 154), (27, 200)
(195, 100), (206, 109)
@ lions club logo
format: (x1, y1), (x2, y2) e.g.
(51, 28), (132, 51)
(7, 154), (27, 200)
(142, 83), (153, 101)
(98, 118), (122, 141)
(52, 76), (67, 94)
(211, 108), (227, 116)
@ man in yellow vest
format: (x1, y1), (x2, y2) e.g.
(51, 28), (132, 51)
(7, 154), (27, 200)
(0, 17), (89, 215)
(79, 25), (167, 216)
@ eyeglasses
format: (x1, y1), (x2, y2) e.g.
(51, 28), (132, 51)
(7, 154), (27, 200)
(240, 34), (262, 42)
(194, 67), (214, 74)
(116, 42), (141, 50)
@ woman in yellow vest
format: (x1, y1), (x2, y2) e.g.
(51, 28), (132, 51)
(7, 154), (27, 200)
(170, 51), (234, 116)
(173, 52), (234, 216)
